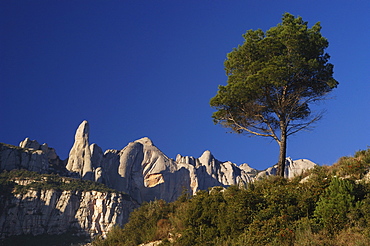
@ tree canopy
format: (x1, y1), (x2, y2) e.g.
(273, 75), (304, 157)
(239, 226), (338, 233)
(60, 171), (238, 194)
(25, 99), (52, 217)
(210, 13), (338, 176)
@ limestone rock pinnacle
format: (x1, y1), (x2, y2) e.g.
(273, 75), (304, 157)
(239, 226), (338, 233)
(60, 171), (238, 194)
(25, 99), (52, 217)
(19, 138), (41, 150)
(66, 120), (93, 179)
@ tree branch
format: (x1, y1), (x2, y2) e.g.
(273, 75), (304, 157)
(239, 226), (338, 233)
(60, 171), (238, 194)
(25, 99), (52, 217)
(226, 111), (280, 142)
(287, 112), (323, 136)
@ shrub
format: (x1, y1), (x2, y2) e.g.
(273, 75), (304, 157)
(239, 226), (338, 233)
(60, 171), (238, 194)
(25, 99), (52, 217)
(94, 148), (370, 245)
(0, 169), (120, 194)
(330, 148), (370, 180)
(314, 177), (356, 233)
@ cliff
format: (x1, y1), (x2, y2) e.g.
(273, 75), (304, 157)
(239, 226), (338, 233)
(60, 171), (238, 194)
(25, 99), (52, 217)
(0, 172), (138, 240)
(0, 140), (67, 175)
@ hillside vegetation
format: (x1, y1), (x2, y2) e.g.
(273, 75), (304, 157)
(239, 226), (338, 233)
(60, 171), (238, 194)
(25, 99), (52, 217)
(93, 148), (370, 246)
(0, 169), (124, 195)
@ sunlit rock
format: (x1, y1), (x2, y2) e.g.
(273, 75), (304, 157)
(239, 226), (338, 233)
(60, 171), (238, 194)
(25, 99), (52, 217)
(66, 120), (93, 180)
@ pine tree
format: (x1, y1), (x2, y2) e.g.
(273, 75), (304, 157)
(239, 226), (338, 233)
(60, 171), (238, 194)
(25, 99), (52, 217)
(210, 13), (338, 176)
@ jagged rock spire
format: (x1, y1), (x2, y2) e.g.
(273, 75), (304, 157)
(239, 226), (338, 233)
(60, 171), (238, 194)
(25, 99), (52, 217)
(66, 120), (93, 179)
(19, 138), (41, 150)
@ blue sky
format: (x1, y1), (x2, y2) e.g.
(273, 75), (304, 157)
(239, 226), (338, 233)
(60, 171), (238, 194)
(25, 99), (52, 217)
(1, 1), (369, 170)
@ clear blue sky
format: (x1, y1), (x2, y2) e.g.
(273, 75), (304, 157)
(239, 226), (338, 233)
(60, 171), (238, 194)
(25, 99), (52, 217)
(1, 1), (369, 170)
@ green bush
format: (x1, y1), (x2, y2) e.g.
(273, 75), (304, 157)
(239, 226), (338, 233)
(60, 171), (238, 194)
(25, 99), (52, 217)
(314, 177), (356, 233)
(93, 200), (174, 246)
(89, 148), (370, 245)
(0, 169), (121, 194)
(329, 148), (370, 180)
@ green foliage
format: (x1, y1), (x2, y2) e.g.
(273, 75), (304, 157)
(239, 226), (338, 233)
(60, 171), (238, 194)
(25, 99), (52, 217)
(123, 200), (173, 244)
(210, 13), (338, 136)
(0, 142), (25, 151)
(5, 148), (370, 246)
(241, 216), (295, 246)
(92, 225), (127, 246)
(0, 169), (124, 195)
(314, 177), (356, 233)
(93, 148), (370, 245)
(210, 13), (338, 176)
(330, 148), (370, 179)
(92, 200), (173, 246)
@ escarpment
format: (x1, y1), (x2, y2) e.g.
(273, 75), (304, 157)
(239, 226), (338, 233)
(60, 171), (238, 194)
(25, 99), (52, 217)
(0, 187), (137, 238)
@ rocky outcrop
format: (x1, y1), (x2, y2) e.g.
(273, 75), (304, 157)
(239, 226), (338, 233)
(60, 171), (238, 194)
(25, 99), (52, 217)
(90, 143), (104, 169)
(0, 139), (65, 174)
(176, 150), (252, 190)
(61, 120), (317, 202)
(98, 138), (192, 203)
(89, 137), (253, 203)
(255, 157), (317, 179)
(66, 120), (94, 180)
(239, 163), (259, 177)
(0, 189), (138, 238)
(1, 121), (318, 204)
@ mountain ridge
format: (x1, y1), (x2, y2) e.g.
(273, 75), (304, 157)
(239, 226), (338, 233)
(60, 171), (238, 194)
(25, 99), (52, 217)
(1, 120), (317, 203)
(0, 120), (316, 241)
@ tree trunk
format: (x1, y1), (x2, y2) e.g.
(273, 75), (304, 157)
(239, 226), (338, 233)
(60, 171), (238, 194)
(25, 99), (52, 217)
(277, 126), (287, 177)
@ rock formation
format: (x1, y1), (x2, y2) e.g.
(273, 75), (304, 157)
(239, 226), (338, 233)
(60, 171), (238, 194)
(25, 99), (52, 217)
(2, 120), (317, 203)
(254, 157), (317, 179)
(176, 150), (252, 191)
(90, 143), (104, 169)
(0, 139), (64, 174)
(97, 138), (192, 203)
(61, 121), (256, 203)
(239, 163), (259, 177)
(66, 120), (94, 180)
(0, 120), (318, 240)
(0, 188), (138, 238)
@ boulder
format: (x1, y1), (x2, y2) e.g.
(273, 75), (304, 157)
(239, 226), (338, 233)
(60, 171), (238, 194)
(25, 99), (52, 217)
(255, 157), (317, 179)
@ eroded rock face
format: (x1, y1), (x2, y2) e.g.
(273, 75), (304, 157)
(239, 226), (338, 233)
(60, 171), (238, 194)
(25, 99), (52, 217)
(0, 139), (64, 174)
(255, 157), (317, 179)
(144, 173), (165, 188)
(0, 120), (319, 239)
(19, 138), (41, 150)
(2, 120), (318, 205)
(62, 121), (317, 203)
(100, 138), (187, 203)
(108, 137), (252, 202)
(66, 120), (93, 180)
(90, 143), (104, 169)
(285, 158), (317, 178)
(0, 189), (138, 238)
(177, 150), (252, 191)
(239, 163), (259, 178)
